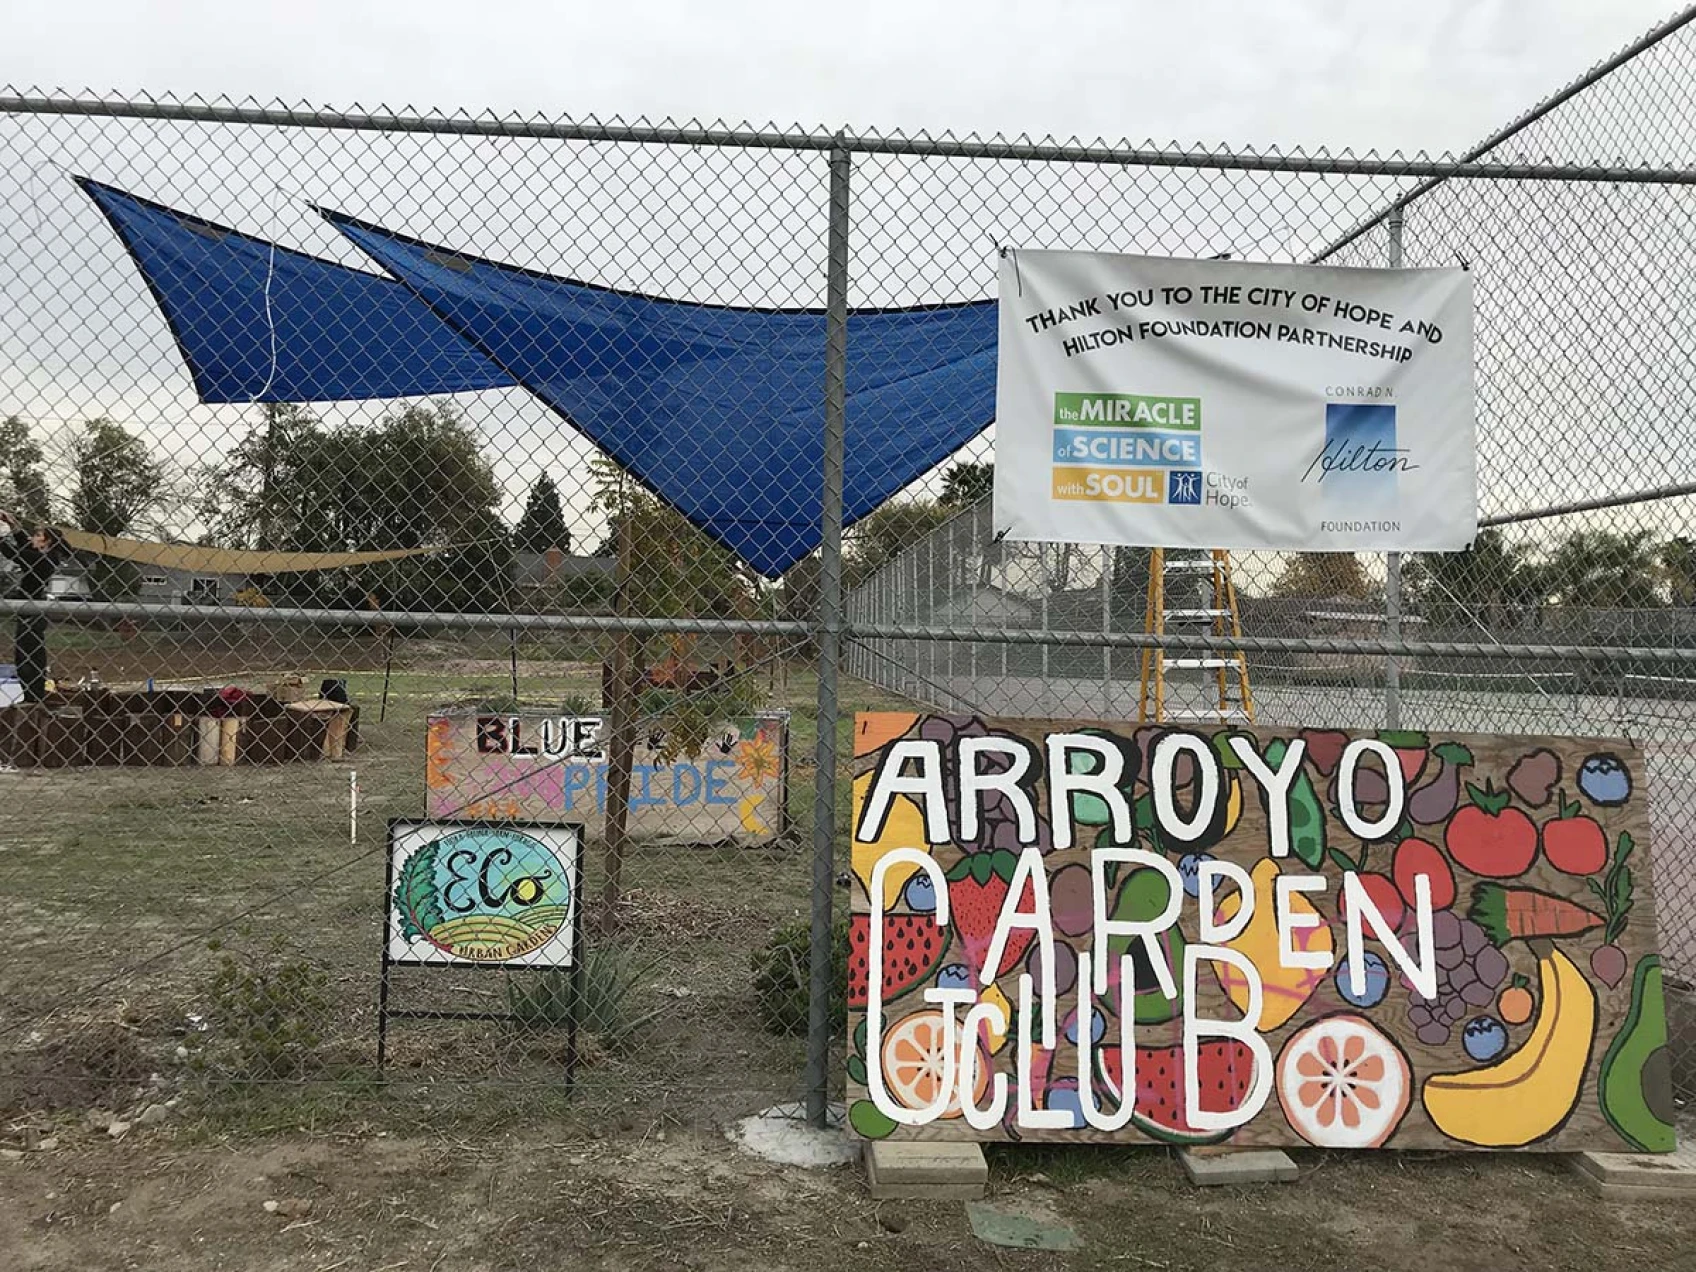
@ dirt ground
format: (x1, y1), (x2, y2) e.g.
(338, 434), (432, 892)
(4, 1115), (1696, 1272)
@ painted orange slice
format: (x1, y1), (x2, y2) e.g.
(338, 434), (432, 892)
(1276, 1014), (1411, 1148)
(878, 1008), (989, 1119)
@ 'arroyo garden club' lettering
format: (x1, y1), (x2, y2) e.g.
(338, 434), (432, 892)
(846, 714), (1668, 1154)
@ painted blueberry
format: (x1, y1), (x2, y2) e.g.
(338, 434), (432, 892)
(1178, 852), (1214, 899)
(936, 963), (973, 992)
(1462, 1016), (1508, 1062)
(902, 872), (938, 913)
(1335, 951), (1390, 1008)
(1577, 753), (1632, 807)
(1064, 1011), (1108, 1046)
(1042, 1082), (1088, 1129)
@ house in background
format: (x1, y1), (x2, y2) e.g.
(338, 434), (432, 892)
(513, 548), (616, 611)
(137, 566), (239, 606)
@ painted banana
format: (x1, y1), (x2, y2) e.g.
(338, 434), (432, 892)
(1421, 944), (1597, 1147)
(1222, 774), (1243, 836)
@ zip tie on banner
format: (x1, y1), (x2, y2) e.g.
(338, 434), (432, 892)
(998, 244), (1023, 297)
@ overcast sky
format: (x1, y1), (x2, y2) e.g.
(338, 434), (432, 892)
(6, 1), (1685, 153)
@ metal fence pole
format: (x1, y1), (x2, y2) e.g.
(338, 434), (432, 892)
(1101, 546), (1112, 715)
(1385, 204), (1405, 730)
(804, 137), (851, 1129)
(927, 534), (937, 694)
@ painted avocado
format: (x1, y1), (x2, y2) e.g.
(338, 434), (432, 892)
(1258, 738), (1326, 868)
(1105, 867), (1186, 1025)
(1599, 954), (1677, 1152)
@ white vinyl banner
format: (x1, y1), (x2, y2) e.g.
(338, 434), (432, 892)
(993, 251), (1477, 551)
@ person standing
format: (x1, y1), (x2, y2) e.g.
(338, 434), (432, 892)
(0, 511), (60, 703)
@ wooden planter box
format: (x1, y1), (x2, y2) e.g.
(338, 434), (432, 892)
(0, 706), (40, 768)
(120, 711), (194, 767)
(38, 709), (87, 768)
(0, 691), (351, 768)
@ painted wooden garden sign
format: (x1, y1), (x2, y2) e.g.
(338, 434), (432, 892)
(845, 713), (1675, 1153)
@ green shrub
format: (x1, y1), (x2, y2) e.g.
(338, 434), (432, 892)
(205, 949), (330, 1079)
(751, 916), (848, 1037)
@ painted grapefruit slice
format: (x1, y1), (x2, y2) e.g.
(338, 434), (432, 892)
(1276, 1014), (1411, 1148)
(878, 1008), (989, 1120)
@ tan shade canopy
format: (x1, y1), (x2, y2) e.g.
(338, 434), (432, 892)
(56, 529), (447, 575)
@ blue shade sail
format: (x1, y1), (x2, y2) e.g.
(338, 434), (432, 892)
(320, 209), (998, 576)
(78, 178), (512, 403)
(77, 177), (999, 576)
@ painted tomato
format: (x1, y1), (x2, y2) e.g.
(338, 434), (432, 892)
(1444, 782), (1538, 879)
(1343, 871), (1405, 933)
(1543, 816), (1608, 875)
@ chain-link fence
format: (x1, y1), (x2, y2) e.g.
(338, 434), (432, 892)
(2, 6), (1695, 1134)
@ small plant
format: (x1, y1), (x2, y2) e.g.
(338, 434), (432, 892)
(204, 947), (331, 1079)
(560, 693), (596, 716)
(505, 944), (666, 1052)
(750, 916), (848, 1037)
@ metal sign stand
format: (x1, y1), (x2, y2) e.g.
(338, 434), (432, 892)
(377, 817), (585, 1093)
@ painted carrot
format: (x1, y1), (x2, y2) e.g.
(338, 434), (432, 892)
(1470, 882), (1605, 945)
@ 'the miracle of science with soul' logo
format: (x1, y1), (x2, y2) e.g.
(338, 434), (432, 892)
(1050, 392), (1203, 505)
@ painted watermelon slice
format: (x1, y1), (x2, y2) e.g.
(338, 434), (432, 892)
(1091, 1040), (1260, 1144)
(847, 913), (948, 1009)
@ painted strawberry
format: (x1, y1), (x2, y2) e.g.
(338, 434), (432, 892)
(1299, 729), (1349, 777)
(947, 849), (1037, 982)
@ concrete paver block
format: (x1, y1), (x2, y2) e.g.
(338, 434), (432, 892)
(1178, 1148), (1299, 1186)
(1573, 1144), (1696, 1201)
(865, 1141), (988, 1199)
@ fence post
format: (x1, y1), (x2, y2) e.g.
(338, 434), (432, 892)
(805, 136), (852, 1129)
(927, 533), (937, 695)
(1384, 204), (1405, 730)
(1101, 545), (1112, 716)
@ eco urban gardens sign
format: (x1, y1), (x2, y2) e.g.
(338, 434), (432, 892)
(845, 714), (1674, 1153)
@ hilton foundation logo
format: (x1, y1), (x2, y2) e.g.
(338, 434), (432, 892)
(1305, 403), (1417, 495)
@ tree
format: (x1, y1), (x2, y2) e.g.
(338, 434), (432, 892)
(1538, 529), (1662, 610)
(514, 473), (571, 553)
(590, 458), (754, 621)
(1405, 529), (1539, 625)
(1268, 552), (1373, 600)
(844, 500), (951, 586)
(72, 418), (164, 600)
(203, 400), (512, 612)
(1663, 537), (1696, 607)
(939, 461), (993, 508)
(200, 404), (323, 550)
(72, 418), (160, 537)
(0, 415), (51, 525)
